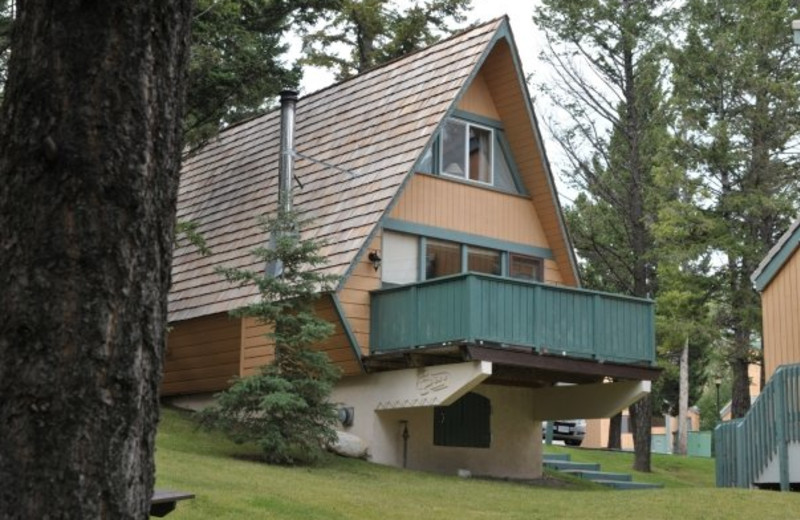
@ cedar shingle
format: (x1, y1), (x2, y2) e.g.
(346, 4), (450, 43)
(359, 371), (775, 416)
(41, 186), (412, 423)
(169, 18), (502, 321)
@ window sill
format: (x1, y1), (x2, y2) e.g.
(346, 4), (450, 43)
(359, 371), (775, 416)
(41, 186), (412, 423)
(415, 172), (530, 200)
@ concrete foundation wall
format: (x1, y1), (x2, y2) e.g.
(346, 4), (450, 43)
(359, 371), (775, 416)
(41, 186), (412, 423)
(332, 380), (543, 479)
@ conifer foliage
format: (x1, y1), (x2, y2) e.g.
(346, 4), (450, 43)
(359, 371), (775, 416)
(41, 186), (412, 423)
(200, 211), (341, 465)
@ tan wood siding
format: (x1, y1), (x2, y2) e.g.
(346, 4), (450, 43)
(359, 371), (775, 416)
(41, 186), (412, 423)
(338, 232), (383, 355)
(240, 294), (362, 377)
(457, 70), (500, 120)
(478, 40), (578, 287)
(762, 248), (800, 380)
(163, 313), (241, 396)
(544, 260), (563, 285)
(389, 174), (563, 283)
(390, 175), (549, 247)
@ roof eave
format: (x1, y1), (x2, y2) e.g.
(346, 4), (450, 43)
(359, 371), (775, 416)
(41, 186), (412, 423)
(751, 217), (800, 292)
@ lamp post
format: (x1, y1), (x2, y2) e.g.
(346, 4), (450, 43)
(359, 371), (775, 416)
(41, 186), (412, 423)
(715, 376), (722, 422)
(793, 20), (800, 44)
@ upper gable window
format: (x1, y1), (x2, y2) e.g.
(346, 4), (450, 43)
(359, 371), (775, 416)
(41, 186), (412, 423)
(417, 116), (524, 194)
(441, 119), (492, 185)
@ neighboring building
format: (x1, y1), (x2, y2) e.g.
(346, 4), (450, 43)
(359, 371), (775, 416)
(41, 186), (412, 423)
(716, 218), (800, 489)
(753, 218), (800, 379)
(583, 408), (701, 452)
(164, 17), (659, 479)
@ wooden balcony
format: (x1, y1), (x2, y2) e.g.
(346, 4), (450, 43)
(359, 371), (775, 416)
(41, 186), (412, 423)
(369, 273), (655, 366)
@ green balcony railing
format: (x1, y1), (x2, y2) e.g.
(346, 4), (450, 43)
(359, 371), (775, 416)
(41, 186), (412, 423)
(715, 363), (800, 491)
(369, 273), (655, 365)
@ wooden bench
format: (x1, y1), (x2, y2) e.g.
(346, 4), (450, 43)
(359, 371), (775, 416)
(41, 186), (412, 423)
(150, 490), (195, 517)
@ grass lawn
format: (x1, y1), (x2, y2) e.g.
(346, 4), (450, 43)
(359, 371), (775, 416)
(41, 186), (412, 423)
(156, 408), (800, 519)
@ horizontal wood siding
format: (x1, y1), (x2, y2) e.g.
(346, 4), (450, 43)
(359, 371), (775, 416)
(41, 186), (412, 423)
(338, 231), (383, 355)
(390, 174), (548, 247)
(390, 174), (563, 284)
(762, 248), (800, 379)
(163, 313), (241, 395)
(240, 294), (362, 377)
(479, 40), (578, 287)
(457, 70), (500, 120)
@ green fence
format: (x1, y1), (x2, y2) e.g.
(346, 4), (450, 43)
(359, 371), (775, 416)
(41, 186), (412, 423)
(370, 273), (655, 365)
(715, 363), (800, 491)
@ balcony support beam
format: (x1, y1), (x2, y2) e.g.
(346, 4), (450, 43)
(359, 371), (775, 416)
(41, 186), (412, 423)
(530, 380), (651, 421)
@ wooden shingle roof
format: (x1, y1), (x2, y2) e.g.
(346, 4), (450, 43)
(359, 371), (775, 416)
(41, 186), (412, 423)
(169, 18), (504, 322)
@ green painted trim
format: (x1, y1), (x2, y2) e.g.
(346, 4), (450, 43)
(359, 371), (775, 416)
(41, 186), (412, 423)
(416, 172), (528, 199)
(419, 236), (427, 281)
(371, 271), (653, 304)
(495, 131), (528, 195)
(330, 293), (366, 373)
(384, 218), (554, 260)
(451, 109), (504, 130)
(753, 221), (800, 292)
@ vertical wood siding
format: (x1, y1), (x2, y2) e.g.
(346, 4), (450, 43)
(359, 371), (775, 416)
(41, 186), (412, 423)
(240, 294), (362, 377)
(456, 71), (501, 120)
(162, 313), (241, 395)
(338, 232), (383, 355)
(762, 249), (800, 379)
(478, 40), (578, 287)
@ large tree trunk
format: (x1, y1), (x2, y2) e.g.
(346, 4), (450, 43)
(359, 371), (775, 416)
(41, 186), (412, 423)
(676, 337), (689, 455)
(0, 2), (192, 518)
(629, 395), (652, 472)
(607, 412), (622, 450)
(730, 351), (752, 419)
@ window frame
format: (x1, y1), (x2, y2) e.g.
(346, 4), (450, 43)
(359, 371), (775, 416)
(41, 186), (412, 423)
(439, 119), (495, 187)
(508, 252), (544, 282)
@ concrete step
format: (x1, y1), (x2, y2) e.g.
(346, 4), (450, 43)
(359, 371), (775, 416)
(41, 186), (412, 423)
(593, 480), (663, 490)
(542, 453), (571, 462)
(561, 469), (632, 482)
(543, 460), (601, 472)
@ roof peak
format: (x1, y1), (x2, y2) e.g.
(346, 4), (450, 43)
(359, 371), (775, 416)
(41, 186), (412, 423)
(298, 16), (507, 103)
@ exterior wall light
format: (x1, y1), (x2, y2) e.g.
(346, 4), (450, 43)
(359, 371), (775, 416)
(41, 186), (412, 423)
(338, 406), (354, 427)
(368, 250), (382, 271)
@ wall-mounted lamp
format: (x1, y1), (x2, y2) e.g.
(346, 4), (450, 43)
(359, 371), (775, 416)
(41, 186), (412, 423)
(368, 250), (382, 271)
(338, 406), (354, 427)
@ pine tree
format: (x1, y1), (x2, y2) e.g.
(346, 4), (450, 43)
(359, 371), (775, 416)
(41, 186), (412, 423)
(185, 0), (328, 147)
(300, 0), (471, 80)
(671, 0), (800, 418)
(200, 211), (341, 465)
(535, 0), (677, 471)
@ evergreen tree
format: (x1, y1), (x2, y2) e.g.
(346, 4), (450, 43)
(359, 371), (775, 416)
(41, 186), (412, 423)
(200, 211), (341, 465)
(300, 0), (471, 80)
(185, 0), (328, 147)
(535, 0), (677, 471)
(671, 0), (800, 418)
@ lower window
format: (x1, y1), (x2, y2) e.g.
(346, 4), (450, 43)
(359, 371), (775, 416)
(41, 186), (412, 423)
(509, 253), (543, 281)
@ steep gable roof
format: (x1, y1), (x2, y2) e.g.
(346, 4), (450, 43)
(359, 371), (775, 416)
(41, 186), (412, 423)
(170, 18), (504, 322)
(752, 217), (800, 292)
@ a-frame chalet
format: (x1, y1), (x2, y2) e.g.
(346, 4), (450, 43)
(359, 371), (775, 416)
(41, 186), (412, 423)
(165, 17), (658, 478)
